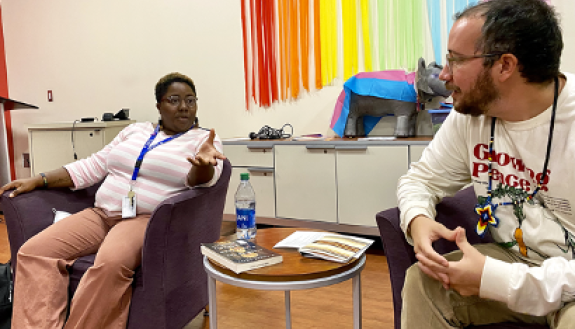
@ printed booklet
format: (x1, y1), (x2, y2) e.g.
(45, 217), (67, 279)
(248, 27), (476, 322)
(201, 240), (283, 274)
(273, 231), (374, 263)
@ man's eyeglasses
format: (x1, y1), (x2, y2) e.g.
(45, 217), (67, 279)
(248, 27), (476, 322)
(163, 95), (198, 107)
(444, 53), (503, 74)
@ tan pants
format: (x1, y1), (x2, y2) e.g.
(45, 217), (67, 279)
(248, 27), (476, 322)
(12, 208), (151, 329)
(402, 243), (575, 328)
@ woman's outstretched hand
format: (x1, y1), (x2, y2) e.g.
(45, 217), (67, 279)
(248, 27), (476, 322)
(187, 129), (226, 167)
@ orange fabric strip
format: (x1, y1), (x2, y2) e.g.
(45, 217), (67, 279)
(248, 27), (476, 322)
(283, 0), (290, 100)
(300, 0), (309, 91)
(267, 0), (278, 103)
(289, 0), (300, 99)
(240, 0), (250, 109)
(313, 0), (322, 90)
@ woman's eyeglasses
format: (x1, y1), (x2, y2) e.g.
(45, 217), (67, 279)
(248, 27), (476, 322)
(163, 95), (198, 107)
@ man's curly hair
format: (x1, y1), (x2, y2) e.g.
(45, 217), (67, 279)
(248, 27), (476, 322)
(155, 72), (196, 103)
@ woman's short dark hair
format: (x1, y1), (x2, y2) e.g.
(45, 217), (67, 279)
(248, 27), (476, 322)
(155, 72), (196, 103)
(456, 0), (562, 84)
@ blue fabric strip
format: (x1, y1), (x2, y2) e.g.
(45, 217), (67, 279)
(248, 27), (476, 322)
(427, 0), (442, 64)
(446, 0), (454, 35)
(455, 0), (467, 16)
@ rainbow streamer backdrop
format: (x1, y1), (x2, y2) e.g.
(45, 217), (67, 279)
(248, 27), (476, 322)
(241, 0), (524, 109)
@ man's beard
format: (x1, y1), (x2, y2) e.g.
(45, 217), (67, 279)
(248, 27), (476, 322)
(449, 68), (500, 117)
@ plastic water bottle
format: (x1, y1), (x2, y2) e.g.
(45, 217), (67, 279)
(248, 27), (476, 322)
(235, 173), (256, 240)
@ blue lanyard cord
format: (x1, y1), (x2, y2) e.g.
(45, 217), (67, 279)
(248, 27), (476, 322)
(131, 124), (194, 181)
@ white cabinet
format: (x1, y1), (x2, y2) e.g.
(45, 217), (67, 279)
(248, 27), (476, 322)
(275, 145), (338, 223)
(223, 145), (275, 218)
(223, 139), (430, 232)
(274, 144), (409, 226)
(336, 145), (408, 226)
(28, 121), (134, 176)
(409, 145), (427, 165)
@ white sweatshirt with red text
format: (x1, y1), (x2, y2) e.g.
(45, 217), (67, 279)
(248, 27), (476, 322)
(398, 73), (575, 316)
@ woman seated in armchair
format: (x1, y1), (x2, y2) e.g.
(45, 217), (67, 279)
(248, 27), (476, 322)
(0, 72), (226, 329)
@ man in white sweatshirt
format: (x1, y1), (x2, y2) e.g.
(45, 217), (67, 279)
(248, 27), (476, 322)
(399, 0), (575, 328)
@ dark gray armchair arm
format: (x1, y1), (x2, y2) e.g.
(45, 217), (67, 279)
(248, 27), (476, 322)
(1, 184), (101, 272)
(128, 158), (231, 329)
(375, 187), (550, 329)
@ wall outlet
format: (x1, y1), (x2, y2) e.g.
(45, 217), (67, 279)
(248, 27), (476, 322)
(23, 153), (30, 168)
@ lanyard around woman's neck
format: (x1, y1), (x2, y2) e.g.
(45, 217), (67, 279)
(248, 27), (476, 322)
(131, 124), (194, 182)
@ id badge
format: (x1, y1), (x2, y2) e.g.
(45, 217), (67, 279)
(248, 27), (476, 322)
(122, 194), (137, 218)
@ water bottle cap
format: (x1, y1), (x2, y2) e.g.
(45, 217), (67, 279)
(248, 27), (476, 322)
(240, 173), (250, 180)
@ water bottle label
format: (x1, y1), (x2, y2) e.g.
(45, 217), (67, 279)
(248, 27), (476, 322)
(236, 208), (255, 229)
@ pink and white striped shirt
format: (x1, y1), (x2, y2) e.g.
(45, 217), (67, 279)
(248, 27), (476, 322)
(65, 122), (223, 216)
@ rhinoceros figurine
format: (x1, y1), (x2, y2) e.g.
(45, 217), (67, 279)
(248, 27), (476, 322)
(330, 58), (451, 138)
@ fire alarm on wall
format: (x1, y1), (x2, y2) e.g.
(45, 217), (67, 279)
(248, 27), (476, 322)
(47, 90), (53, 102)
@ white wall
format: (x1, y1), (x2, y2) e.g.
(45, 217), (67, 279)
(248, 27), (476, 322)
(3, 0), (353, 179)
(2, 0), (575, 179)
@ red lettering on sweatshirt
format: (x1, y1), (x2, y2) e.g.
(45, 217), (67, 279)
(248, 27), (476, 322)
(472, 143), (551, 192)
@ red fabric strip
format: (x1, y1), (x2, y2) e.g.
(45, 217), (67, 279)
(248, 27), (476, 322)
(4, 103), (15, 180)
(255, 0), (269, 106)
(282, 0), (290, 100)
(262, 0), (277, 105)
(249, 0), (258, 104)
(260, 0), (269, 107)
(240, 0), (250, 109)
(268, 0), (278, 103)
(278, 0), (286, 100)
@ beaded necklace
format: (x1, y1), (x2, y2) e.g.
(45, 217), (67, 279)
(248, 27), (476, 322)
(475, 76), (559, 237)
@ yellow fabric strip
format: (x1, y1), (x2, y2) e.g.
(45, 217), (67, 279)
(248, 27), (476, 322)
(319, 0), (338, 85)
(342, 0), (357, 81)
(329, 1), (338, 83)
(313, 0), (323, 90)
(319, 0), (327, 85)
(351, 0), (358, 77)
(360, 0), (372, 72)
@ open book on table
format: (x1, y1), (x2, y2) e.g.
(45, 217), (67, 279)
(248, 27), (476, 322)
(273, 231), (374, 263)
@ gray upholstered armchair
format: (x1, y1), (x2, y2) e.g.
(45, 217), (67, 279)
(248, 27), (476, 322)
(376, 186), (549, 329)
(1, 158), (231, 329)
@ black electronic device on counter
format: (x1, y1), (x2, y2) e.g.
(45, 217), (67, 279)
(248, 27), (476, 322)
(249, 124), (293, 140)
(102, 109), (130, 121)
(102, 113), (114, 121)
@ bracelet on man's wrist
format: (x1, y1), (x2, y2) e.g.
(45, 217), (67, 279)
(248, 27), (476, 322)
(39, 173), (48, 188)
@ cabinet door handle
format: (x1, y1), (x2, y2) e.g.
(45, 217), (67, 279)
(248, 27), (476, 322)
(335, 145), (368, 151)
(305, 145), (335, 149)
(247, 167), (274, 173)
(246, 145), (273, 150)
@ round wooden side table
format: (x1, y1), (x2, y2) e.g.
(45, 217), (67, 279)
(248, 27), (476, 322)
(203, 227), (366, 329)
